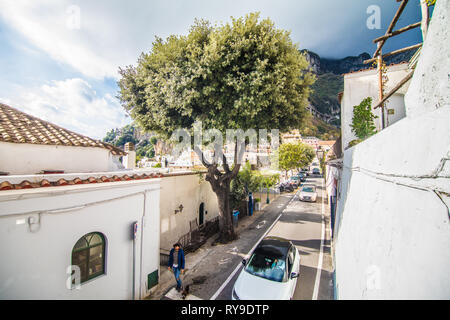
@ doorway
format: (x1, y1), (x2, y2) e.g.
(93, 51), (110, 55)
(199, 202), (205, 226)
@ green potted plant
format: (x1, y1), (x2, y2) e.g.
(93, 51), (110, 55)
(254, 198), (261, 211)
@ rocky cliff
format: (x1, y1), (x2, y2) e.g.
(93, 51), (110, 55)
(302, 48), (418, 122)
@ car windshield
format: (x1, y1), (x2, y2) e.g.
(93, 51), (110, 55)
(302, 187), (315, 193)
(245, 250), (286, 282)
(290, 177), (299, 180)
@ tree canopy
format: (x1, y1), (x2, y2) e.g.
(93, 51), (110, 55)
(276, 142), (316, 173)
(117, 12), (316, 242)
(118, 12), (315, 138)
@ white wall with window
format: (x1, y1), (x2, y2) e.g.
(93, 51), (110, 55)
(0, 178), (160, 299)
(159, 172), (219, 251)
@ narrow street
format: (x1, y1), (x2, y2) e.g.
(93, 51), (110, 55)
(210, 176), (334, 300)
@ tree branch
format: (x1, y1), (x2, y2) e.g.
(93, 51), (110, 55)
(194, 145), (212, 168)
(222, 153), (231, 174)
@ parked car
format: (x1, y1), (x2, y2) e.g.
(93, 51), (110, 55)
(289, 176), (300, 189)
(301, 168), (309, 176)
(298, 185), (317, 202)
(312, 168), (320, 175)
(282, 182), (294, 192)
(297, 173), (306, 182)
(276, 182), (294, 193)
(232, 236), (301, 300)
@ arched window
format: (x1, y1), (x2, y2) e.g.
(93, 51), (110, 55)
(72, 232), (106, 283)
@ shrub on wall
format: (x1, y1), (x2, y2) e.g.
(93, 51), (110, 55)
(350, 97), (378, 147)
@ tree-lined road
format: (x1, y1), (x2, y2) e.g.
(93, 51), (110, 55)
(214, 176), (334, 300)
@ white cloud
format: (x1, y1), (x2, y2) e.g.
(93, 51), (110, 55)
(0, 1), (127, 79)
(5, 78), (131, 139)
(0, 0), (365, 80)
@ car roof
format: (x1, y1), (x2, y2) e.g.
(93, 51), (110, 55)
(254, 236), (291, 259)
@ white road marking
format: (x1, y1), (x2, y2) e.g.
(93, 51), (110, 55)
(256, 220), (266, 229)
(312, 178), (325, 300)
(210, 192), (298, 300)
(165, 287), (203, 300)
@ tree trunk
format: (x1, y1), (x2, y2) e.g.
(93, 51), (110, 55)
(209, 175), (236, 242)
(194, 143), (244, 243)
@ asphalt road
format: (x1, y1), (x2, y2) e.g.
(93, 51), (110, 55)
(214, 176), (334, 300)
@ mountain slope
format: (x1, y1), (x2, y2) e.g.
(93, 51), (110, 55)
(303, 48), (418, 123)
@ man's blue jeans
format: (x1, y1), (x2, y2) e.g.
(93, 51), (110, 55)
(173, 266), (182, 289)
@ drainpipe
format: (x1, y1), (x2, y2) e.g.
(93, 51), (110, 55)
(132, 221), (138, 300)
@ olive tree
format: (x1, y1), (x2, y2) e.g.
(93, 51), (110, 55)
(118, 13), (315, 242)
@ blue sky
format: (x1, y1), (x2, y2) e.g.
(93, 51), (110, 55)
(0, 0), (424, 139)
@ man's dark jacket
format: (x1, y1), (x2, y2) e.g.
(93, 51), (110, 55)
(168, 248), (185, 269)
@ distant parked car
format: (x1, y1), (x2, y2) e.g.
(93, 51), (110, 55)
(232, 236), (301, 300)
(277, 182), (294, 193)
(289, 176), (300, 188)
(299, 185), (317, 202)
(298, 173), (306, 182)
(301, 168), (310, 176)
(312, 168), (320, 175)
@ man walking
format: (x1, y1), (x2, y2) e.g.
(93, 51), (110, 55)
(168, 243), (185, 291)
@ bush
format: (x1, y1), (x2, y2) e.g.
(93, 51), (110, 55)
(153, 163), (162, 168)
(348, 139), (363, 148)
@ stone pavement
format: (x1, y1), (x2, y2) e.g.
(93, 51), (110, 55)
(145, 191), (295, 300)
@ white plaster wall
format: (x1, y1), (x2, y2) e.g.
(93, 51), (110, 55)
(341, 64), (410, 150)
(159, 174), (219, 251)
(0, 142), (122, 174)
(334, 1), (450, 299)
(404, 0), (450, 118)
(0, 179), (160, 299)
(386, 93), (406, 126)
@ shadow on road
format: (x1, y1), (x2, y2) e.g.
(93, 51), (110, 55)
(279, 212), (323, 224)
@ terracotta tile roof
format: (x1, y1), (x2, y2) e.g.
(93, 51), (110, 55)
(319, 140), (336, 146)
(0, 170), (208, 192)
(342, 61), (409, 76)
(0, 103), (126, 156)
(0, 172), (164, 191)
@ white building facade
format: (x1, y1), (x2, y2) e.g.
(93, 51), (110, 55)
(333, 0), (450, 299)
(340, 63), (411, 150)
(0, 175), (161, 299)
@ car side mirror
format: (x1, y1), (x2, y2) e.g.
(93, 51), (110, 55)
(290, 272), (299, 279)
(242, 259), (247, 266)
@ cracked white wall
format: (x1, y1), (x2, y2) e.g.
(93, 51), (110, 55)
(334, 0), (450, 299)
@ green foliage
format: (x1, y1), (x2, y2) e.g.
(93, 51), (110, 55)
(103, 123), (157, 159)
(425, 0), (436, 6)
(276, 142), (315, 173)
(348, 139), (363, 148)
(153, 163), (162, 168)
(299, 113), (340, 140)
(118, 12), (315, 139)
(136, 140), (155, 158)
(350, 97), (378, 140)
(261, 173), (279, 189)
(309, 72), (343, 115)
(230, 161), (262, 208)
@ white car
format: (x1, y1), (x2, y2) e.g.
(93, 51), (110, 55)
(299, 185), (317, 202)
(232, 236), (301, 300)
